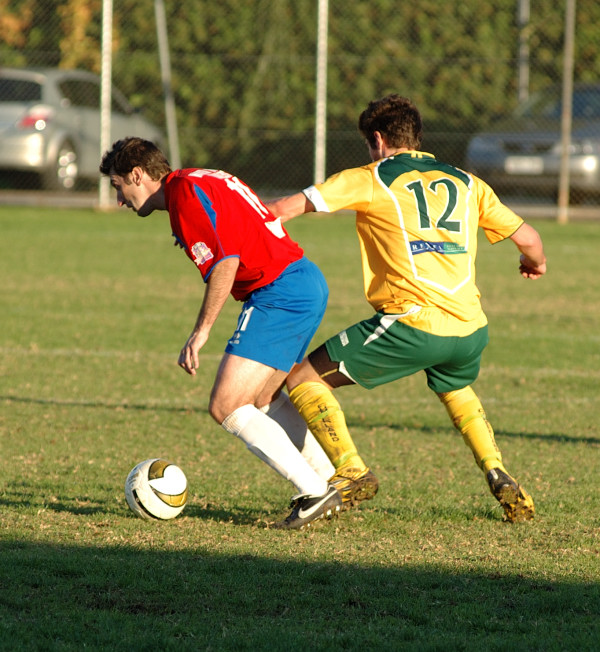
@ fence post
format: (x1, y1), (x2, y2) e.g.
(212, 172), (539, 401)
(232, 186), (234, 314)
(155, 0), (181, 170)
(517, 0), (530, 103)
(314, 0), (329, 186)
(557, 0), (576, 224)
(98, 0), (113, 210)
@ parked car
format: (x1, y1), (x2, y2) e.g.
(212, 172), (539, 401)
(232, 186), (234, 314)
(465, 83), (600, 202)
(0, 67), (164, 191)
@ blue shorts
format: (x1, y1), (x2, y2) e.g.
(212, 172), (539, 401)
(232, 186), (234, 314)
(225, 257), (328, 372)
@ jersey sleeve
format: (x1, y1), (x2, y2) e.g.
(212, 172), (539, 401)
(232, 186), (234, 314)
(473, 176), (524, 244)
(304, 166), (374, 213)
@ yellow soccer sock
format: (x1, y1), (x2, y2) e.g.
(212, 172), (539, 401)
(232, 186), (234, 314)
(438, 386), (506, 473)
(288, 381), (367, 473)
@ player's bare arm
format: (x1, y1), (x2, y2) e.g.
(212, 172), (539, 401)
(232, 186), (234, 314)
(178, 257), (240, 375)
(510, 222), (547, 280)
(264, 192), (315, 222)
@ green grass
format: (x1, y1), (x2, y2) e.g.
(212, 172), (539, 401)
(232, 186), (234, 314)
(1, 206), (599, 651)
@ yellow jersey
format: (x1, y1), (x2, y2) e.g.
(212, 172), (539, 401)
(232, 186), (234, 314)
(303, 151), (523, 337)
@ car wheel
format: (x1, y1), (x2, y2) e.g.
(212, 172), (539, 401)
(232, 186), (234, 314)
(43, 141), (79, 191)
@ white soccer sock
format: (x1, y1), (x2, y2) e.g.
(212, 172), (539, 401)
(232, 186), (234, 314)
(221, 404), (328, 496)
(260, 393), (335, 481)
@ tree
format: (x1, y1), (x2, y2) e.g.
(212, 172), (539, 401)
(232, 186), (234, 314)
(1, 0), (599, 187)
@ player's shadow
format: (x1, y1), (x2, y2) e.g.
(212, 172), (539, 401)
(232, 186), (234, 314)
(346, 418), (600, 445)
(0, 481), (274, 523)
(0, 393), (207, 414)
(0, 486), (113, 516)
(183, 504), (280, 527)
(1, 540), (598, 648)
(372, 502), (506, 523)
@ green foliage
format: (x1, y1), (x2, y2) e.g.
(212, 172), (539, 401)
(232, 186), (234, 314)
(1, 1), (600, 183)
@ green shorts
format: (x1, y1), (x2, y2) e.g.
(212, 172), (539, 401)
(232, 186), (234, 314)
(324, 312), (489, 394)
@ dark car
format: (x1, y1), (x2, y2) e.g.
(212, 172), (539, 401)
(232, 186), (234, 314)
(0, 67), (164, 191)
(466, 83), (600, 202)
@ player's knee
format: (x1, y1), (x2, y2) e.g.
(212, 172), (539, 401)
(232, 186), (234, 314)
(209, 393), (239, 424)
(208, 399), (224, 424)
(286, 358), (321, 393)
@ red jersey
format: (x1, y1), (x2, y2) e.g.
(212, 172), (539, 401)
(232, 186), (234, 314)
(165, 169), (303, 301)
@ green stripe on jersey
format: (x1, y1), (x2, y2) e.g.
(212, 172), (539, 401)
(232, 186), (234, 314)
(378, 154), (471, 189)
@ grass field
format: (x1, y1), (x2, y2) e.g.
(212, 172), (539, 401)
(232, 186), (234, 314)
(1, 205), (599, 650)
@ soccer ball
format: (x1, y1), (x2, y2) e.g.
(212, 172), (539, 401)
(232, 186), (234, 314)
(124, 458), (188, 520)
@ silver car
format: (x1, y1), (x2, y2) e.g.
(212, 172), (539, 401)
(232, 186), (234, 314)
(466, 83), (600, 202)
(0, 67), (164, 191)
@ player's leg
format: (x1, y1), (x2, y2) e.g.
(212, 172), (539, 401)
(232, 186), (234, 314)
(290, 312), (460, 507)
(259, 392), (335, 481)
(287, 348), (365, 471)
(437, 386), (534, 522)
(254, 256), (337, 479)
(212, 353), (332, 498)
(437, 385), (504, 472)
(248, 259), (335, 482)
(429, 328), (534, 522)
(287, 344), (379, 508)
(214, 259), (341, 528)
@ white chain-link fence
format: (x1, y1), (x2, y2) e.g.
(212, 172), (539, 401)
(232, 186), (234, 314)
(1, 0), (598, 212)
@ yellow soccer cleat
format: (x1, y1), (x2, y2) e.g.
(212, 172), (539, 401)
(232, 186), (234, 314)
(329, 468), (379, 509)
(486, 468), (535, 522)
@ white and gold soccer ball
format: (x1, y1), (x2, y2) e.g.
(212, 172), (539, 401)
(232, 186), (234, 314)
(124, 458), (188, 520)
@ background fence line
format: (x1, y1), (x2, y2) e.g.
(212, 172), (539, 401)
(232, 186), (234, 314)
(1, 0), (599, 218)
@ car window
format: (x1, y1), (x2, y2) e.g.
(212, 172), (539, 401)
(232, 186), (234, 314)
(0, 79), (42, 102)
(58, 78), (134, 115)
(59, 80), (100, 108)
(517, 86), (600, 120)
(573, 89), (600, 119)
(517, 90), (561, 120)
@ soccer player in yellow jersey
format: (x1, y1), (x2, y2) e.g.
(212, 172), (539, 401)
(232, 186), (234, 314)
(266, 94), (546, 529)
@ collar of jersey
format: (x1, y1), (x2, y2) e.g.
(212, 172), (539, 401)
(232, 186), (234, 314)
(390, 150), (436, 160)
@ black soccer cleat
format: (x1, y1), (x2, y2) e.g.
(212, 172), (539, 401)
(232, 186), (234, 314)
(274, 484), (342, 530)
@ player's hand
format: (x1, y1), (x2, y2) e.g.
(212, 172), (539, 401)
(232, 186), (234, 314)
(178, 330), (208, 375)
(519, 254), (547, 280)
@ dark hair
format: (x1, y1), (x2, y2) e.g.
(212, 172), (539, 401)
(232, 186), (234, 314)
(358, 94), (423, 149)
(99, 137), (172, 180)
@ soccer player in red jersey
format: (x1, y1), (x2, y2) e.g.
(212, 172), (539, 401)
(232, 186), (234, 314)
(100, 137), (340, 528)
